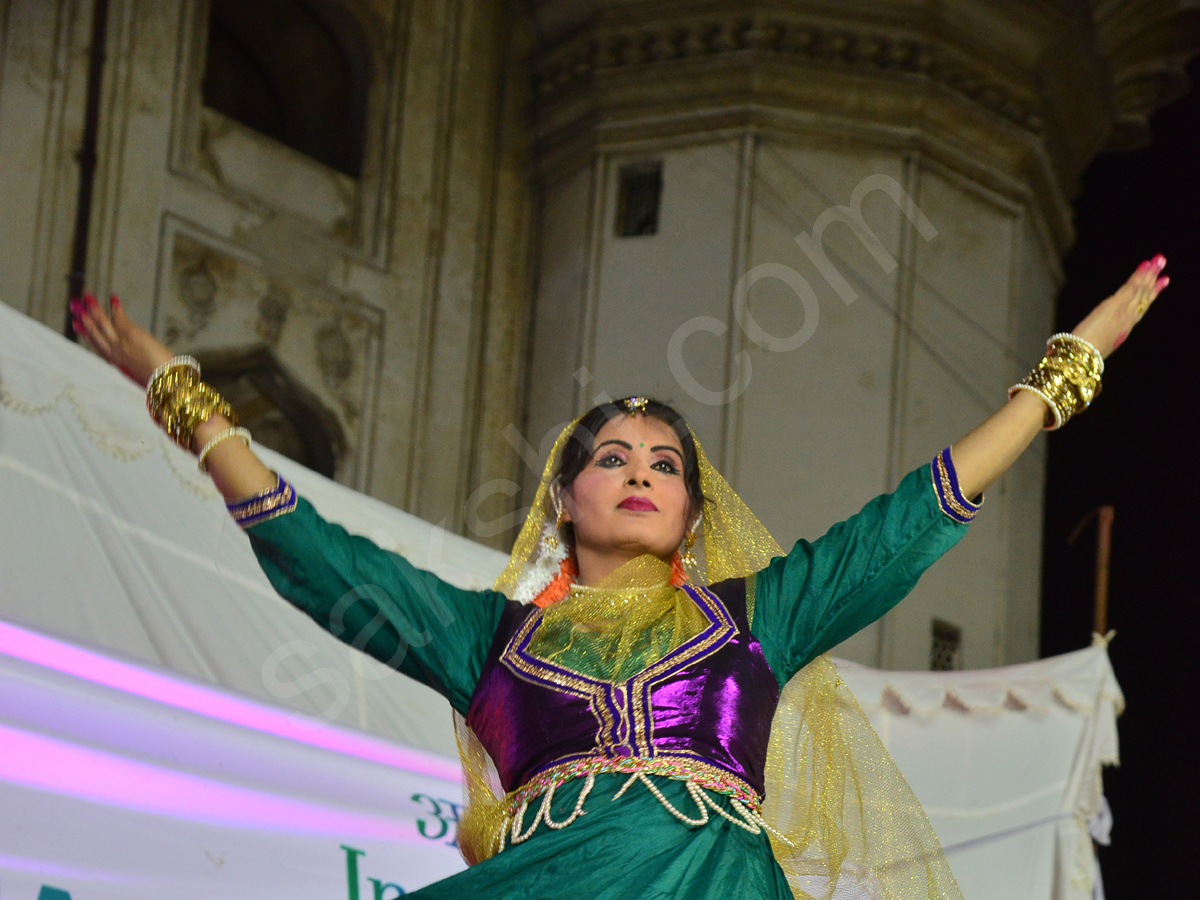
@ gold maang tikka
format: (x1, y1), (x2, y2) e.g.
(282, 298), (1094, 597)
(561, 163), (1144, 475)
(622, 396), (651, 416)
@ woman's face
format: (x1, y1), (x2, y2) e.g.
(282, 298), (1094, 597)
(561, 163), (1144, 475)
(563, 414), (693, 563)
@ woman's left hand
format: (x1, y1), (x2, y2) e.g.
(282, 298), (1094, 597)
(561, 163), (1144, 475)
(1069, 255), (1170, 358)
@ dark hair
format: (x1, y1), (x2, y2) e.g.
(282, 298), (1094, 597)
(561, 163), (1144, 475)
(553, 399), (706, 543)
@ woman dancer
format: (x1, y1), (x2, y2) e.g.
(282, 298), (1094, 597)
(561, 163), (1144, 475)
(70, 256), (1167, 899)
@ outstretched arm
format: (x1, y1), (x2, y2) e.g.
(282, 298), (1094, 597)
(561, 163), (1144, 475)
(71, 294), (277, 500)
(750, 256), (1169, 683)
(950, 255), (1169, 499)
(71, 294), (506, 713)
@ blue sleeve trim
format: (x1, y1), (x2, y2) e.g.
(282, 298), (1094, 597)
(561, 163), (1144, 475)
(228, 475), (298, 528)
(930, 448), (983, 524)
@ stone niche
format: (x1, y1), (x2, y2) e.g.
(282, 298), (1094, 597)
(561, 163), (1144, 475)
(161, 227), (382, 486)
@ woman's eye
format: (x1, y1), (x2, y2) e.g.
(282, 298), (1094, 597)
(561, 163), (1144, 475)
(596, 454), (624, 467)
(653, 460), (680, 475)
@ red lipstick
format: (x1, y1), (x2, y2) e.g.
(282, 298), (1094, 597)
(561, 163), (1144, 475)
(618, 496), (658, 512)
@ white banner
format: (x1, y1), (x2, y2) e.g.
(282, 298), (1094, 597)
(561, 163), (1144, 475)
(0, 616), (468, 900)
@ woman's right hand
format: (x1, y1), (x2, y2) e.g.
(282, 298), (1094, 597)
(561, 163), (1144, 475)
(70, 293), (174, 387)
(70, 292), (277, 497)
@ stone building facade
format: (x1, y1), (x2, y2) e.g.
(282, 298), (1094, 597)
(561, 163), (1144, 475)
(0, 0), (535, 532)
(2, 0), (1197, 669)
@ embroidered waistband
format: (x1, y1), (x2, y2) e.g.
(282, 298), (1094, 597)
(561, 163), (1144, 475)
(482, 754), (786, 859)
(507, 753), (762, 818)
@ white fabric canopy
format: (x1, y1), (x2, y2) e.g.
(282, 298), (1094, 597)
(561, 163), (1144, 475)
(0, 302), (1121, 898)
(838, 643), (1122, 900)
(0, 301), (507, 759)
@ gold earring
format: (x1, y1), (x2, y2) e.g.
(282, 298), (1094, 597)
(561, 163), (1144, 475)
(551, 483), (567, 528)
(681, 530), (697, 568)
(540, 484), (566, 552)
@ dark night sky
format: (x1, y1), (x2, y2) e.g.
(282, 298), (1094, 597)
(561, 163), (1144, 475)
(1041, 60), (1200, 896)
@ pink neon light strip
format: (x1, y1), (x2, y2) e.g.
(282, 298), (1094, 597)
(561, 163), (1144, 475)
(0, 723), (420, 837)
(0, 618), (461, 783)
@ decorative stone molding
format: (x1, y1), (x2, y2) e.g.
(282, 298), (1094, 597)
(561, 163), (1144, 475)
(534, 17), (1044, 136)
(256, 286), (291, 346)
(159, 222), (382, 486)
(530, 1), (1200, 246)
(1092, 0), (1200, 150)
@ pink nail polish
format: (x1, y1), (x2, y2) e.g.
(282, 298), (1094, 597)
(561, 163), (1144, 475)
(1157, 276), (1170, 289)
(1153, 254), (1167, 269)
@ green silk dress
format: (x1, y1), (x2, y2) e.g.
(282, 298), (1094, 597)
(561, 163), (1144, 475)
(245, 459), (976, 899)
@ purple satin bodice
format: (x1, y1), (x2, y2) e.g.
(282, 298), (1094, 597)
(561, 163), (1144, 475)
(465, 578), (781, 797)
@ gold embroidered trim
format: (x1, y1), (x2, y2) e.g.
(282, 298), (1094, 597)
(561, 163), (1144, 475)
(230, 479), (298, 528)
(931, 452), (980, 523)
(627, 584), (737, 757)
(508, 753), (762, 816)
(501, 610), (621, 754)
(499, 584), (738, 758)
(483, 754), (787, 860)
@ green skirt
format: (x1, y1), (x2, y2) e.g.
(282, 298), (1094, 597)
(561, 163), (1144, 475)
(408, 774), (793, 899)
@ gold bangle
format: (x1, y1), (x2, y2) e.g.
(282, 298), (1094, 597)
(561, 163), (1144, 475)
(1046, 333), (1104, 375)
(197, 426), (252, 472)
(1009, 383), (1064, 430)
(1010, 337), (1103, 430)
(147, 373), (239, 451)
(147, 355), (201, 393)
(1041, 354), (1101, 406)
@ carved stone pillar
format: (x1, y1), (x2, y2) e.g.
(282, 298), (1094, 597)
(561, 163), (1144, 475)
(524, 0), (1200, 667)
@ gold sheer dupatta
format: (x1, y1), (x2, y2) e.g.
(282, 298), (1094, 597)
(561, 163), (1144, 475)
(456, 412), (963, 900)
